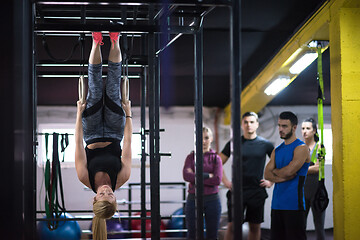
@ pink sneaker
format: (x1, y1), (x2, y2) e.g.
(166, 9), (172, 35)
(109, 32), (120, 45)
(92, 32), (104, 46)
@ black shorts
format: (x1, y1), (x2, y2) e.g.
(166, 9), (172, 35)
(227, 189), (267, 224)
(270, 209), (306, 240)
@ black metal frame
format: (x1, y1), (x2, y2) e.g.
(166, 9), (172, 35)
(127, 182), (186, 235)
(194, 20), (205, 239)
(230, 1), (243, 239)
(30, 1), (242, 240)
(0, 0), (36, 239)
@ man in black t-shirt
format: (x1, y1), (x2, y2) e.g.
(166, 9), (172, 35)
(219, 112), (274, 240)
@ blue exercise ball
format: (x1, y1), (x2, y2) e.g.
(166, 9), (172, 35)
(167, 208), (186, 237)
(37, 212), (81, 240)
(168, 207), (207, 238)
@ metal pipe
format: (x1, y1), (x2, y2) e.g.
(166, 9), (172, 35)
(148, 4), (161, 239)
(230, 0), (243, 239)
(153, 7), (164, 20)
(153, 32), (162, 239)
(140, 37), (147, 239)
(36, 63), (144, 67)
(154, 4), (178, 20)
(128, 181), (133, 235)
(156, 7), (214, 55)
(34, 23), (197, 34)
(30, 2), (37, 239)
(34, 32), (143, 37)
(194, 24), (204, 240)
(34, 0), (231, 7)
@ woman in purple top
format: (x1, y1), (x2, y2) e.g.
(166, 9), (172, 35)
(183, 126), (223, 240)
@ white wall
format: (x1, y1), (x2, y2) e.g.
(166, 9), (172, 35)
(36, 105), (333, 231)
(36, 106), (216, 231)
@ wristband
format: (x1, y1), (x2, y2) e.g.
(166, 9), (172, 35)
(126, 116), (132, 118)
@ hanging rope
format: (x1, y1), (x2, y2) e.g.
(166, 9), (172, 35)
(60, 133), (69, 162)
(44, 133), (67, 230)
(313, 44), (329, 212)
(78, 33), (86, 104)
(120, 6), (133, 103)
(42, 33), (81, 63)
(125, 5), (137, 61)
(121, 34), (130, 103)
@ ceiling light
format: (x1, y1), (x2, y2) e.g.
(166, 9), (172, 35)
(308, 41), (318, 48)
(289, 52), (318, 74)
(308, 40), (329, 48)
(264, 76), (291, 96)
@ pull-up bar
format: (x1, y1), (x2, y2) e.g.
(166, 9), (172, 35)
(34, 0), (231, 7)
(34, 23), (199, 34)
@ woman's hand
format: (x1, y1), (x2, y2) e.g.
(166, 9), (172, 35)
(223, 179), (232, 190)
(259, 179), (273, 188)
(122, 100), (132, 117)
(77, 100), (86, 115)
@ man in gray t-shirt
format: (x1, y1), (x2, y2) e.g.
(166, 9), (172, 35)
(219, 112), (274, 240)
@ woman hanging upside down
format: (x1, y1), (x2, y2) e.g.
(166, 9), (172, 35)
(75, 32), (132, 240)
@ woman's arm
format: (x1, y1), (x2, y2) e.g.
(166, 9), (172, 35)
(75, 100), (90, 188)
(183, 153), (195, 183)
(307, 164), (319, 174)
(116, 100), (133, 188)
(307, 155), (320, 174)
(204, 154), (223, 186)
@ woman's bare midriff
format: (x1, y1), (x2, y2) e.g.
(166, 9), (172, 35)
(87, 141), (112, 149)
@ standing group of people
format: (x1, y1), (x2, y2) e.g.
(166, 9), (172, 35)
(73, 31), (325, 240)
(183, 111), (326, 240)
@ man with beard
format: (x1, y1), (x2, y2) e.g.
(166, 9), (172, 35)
(264, 111), (310, 240)
(219, 112), (274, 240)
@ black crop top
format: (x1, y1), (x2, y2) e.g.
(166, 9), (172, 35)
(86, 141), (122, 193)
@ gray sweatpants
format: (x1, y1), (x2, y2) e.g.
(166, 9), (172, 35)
(82, 61), (125, 144)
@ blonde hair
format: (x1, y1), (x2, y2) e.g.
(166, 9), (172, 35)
(92, 199), (117, 240)
(203, 126), (213, 138)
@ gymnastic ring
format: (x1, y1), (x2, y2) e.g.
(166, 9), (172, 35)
(78, 76), (86, 103)
(122, 76), (129, 102)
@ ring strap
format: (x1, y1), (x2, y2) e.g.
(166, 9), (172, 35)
(78, 76), (86, 103)
(122, 76), (129, 103)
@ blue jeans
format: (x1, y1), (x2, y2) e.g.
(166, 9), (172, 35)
(185, 194), (221, 240)
(82, 61), (125, 144)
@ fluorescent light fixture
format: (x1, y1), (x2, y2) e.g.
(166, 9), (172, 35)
(264, 76), (291, 96)
(308, 41), (318, 48)
(308, 40), (329, 48)
(289, 52), (318, 74)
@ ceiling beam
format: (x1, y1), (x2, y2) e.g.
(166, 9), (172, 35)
(224, 0), (359, 124)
